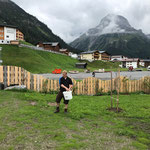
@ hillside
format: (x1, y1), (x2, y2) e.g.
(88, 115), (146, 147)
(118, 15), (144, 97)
(1, 45), (120, 73)
(70, 14), (150, 58)
(1, 45), (80, 73)
(0, 0), (79, 53)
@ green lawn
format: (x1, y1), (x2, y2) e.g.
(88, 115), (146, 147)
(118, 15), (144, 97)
(0, 90), (150, 150)
(1, 45), (122, 73)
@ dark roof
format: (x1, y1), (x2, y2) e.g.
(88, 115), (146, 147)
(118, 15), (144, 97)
(76, 63), (87, 65)
(140, 59), (150, 62)
(81, 50), (97, 54)
(111, 55), (124, 57)
(41, 42), (59, 46)
(81, 50), (107, 54)
(0, 24), (17, 28)
(99, 51), (106, 54)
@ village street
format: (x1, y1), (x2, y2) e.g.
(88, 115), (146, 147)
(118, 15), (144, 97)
(39, 71), (150, 80)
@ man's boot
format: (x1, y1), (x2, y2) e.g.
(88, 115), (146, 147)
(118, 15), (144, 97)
(64, 109), (68, 113)
(54, 107), (60, 113)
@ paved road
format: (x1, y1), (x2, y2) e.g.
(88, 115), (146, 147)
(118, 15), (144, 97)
(38, 71), (150, 80)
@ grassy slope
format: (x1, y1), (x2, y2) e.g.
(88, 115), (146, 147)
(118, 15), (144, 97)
(82, 60), (122, 71)
(1, 44), (122, 73)
(1, 45), (80, 73)
(0, 90), (150, 150)
(19, 40), (34, 46)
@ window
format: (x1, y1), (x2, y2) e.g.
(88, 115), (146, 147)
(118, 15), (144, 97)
(6, 35), (9, 38)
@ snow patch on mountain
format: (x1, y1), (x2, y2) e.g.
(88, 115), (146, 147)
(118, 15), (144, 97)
(85, 14), (138, 37)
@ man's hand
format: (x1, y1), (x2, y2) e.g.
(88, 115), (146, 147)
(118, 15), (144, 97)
(66, 88), (70, 91)
(69, 85), (73, 91)
(69, 87), (73, 91)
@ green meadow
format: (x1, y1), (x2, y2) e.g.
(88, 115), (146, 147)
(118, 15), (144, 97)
(0, 90), (149, 150)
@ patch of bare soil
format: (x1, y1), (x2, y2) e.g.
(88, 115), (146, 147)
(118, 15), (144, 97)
(30, 102), (37, 106)
(107, 107), (123, 113)
(48, 103), (56, 107)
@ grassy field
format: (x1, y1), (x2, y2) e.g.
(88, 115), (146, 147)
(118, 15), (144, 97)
(1, 44), (122, 73)
(0, 90), (149, 150)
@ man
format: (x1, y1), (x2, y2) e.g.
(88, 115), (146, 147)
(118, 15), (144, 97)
(92, 71), (95, 77)
(54, 70), (73, 113)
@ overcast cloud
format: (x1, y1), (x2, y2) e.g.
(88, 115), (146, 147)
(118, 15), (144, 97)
(12, 0), (150, 43)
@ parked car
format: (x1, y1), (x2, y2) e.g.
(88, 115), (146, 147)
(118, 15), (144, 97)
(136, 68), (143, 71)
(147, 66), (150, 71)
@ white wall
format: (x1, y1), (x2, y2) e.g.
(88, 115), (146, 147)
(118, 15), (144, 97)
(81, 54), (93, 61)
(4, 27), (16, 41)
(126, 62), (138, 68)
(139, 62), (145, 67)
(0, 40), (10, 44)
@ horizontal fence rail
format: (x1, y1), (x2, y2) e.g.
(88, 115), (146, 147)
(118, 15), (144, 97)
(0, 66), (150, 95)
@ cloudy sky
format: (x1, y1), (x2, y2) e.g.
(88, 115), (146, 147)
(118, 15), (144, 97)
(12, 0), (150, 43)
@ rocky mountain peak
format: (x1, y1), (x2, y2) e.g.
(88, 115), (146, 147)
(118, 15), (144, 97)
(147, 34), (150, 39)
(86, 14), (138, 36)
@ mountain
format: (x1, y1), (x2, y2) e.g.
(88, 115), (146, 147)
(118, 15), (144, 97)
(147, 34), (150, 39)
(70, 14), (150, 58)
(0, 0), (79, 52)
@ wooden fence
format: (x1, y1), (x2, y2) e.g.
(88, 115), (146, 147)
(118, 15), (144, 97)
(0, 65), (150, 95)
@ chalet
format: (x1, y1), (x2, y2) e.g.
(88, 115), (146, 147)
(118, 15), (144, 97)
(37, 42), (60, 52)
(80, 50), (99, 61)
(139, 59), (150, 68)
(0, 25), (24, 44)
(99, 51), (110, 61)
(59, 49), (69, 55)
(16, 29), (24, 41)
(121, 58), (140, 68)
(111, 55), (128, 61)
(80, 50), (110, 61)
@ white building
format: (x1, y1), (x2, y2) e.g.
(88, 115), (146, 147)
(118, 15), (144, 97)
(111, 55), (128, 61)
(0, 25), (17, 44)
(139, 59), (150, 68)
(121, 58), (140, 68)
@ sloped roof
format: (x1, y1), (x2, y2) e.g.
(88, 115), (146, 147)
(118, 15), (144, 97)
(99, 51), (106, 54)
(76, 63), (87, 65)
(42, 42), (59, 46)
(140, 59), (150, 62)
(81, 50), (109, 55)
(0, 24), (17, 28)
(59, 49), (68, 52)
(121, 58), (139, 62)
(81, 50), (97, 54)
